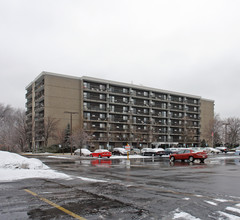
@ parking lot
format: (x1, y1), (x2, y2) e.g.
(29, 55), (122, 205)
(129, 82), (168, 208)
(1, 153), (240, 219)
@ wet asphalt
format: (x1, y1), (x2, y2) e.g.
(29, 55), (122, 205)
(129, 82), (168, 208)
(1, 154), (240, 220)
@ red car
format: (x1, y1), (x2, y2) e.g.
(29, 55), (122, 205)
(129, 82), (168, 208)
(90, 149), (112, 158)
(169, 149), (208, 163)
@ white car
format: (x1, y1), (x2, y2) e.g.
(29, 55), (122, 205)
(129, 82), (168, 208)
(204, 147), (221, 154)
(74, 148), (91, 156)
(235, 147), (240, 155)
(112, 148), (128, 156)
(235, 150), (240, 156)
(141, 148), (165, 156)
(216, 147), (228, 153)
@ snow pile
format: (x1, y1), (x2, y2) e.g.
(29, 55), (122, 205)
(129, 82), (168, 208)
(0, 151), (48, 170)
(0, 151), (71, 182)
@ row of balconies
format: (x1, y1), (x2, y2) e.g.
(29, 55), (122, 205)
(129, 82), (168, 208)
(83, 117), (200, 126)
(83, 95), (200, 109)
(25, 90), (33, 99)
(83, 87), (200, 105)
(83, 113), (200, 122)
(83, 108), (200, 119)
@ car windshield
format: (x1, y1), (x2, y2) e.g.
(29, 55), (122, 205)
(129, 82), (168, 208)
(95, 149), (108, 153)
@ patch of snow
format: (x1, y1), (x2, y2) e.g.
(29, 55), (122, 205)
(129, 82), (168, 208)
(214, 199), (229, 203)
(76, 176), (107, 182)
(47, 156), (72, 160)
(226, 207), (240, 214)
(218, 211), (240, 220)
(182, 197), (190, 200)
(211, 156), (240, 160)
(173, 209), (201, 220)
(111, 155), (146, 159)
(195, 194), (203, 197)
(204, 200), (217, 206)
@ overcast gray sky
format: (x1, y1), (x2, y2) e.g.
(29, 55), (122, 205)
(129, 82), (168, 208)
(0, 0), (239, 118)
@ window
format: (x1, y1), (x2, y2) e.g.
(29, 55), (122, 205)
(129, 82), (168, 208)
(100, 84), (105, 90)
(83, 102), (88, 109)
(83, 82), (89, 89)
(99, 113), (105, 119)
(123, 97), (128, 103)
(110, 105), (114, 112)
(110, 96), (114, 102)
(144, 91), (148, 97)
(123, 125), (128, 130)
(100, 123), (105, 128)
(123, 115), (128, 121)
(99, 104), (105, 110)
(123, 106), (128, 112)
(99, 94), (105, 100)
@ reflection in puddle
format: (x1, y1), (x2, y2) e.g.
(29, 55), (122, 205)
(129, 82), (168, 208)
(91, 159), (112, 167)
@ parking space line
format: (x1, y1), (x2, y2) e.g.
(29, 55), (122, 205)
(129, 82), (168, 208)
(24, 189), (86, 220)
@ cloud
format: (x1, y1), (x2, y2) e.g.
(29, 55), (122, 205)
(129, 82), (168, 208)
(0, 0), (240, 118)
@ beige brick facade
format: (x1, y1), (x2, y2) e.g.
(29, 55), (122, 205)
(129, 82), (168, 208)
(26, 71), (214, 150)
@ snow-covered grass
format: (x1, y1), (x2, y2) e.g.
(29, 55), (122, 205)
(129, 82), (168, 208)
(0, 150), (71, 182)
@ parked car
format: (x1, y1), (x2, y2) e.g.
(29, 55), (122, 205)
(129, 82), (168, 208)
(74, 148), (91, 156)
(204, 147), (221, 154)
(164, 148), (181, 155)
(169, 149), (208, 163)
(141, 148), (165, 156)
(216, 147), (228, 153)
(112, 148), (128, 156)
(90, 149), (112, 158)
(235, 150), (240, 156)
(131, 148), (141, 155)
(235, 146), (240, 155)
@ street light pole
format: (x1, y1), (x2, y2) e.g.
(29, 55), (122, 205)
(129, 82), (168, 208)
(64, 111), (78, 155)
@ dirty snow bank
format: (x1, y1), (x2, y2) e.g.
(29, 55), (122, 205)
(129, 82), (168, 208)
(0, 151), (70, 182)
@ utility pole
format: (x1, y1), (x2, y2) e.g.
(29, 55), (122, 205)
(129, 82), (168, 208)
(64, 111), (78, 155)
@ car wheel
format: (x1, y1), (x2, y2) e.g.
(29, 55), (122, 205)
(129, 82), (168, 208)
(170, 156), (175, 162)
(189, 156), (194, 162)
(98, 155), (102, 158)
(200, 159), (205, 163)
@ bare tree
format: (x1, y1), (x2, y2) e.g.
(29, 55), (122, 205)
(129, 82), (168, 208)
(71, 128), (92, 156)
(181, 117), (196, 147)
(14, 109), (29, 152)
(0, 104), (27, 152)
(43, 117), (59, 147)
(225, 117), (240, 147)
(213, 114), (223, 146)
(55, 128), (66, 153)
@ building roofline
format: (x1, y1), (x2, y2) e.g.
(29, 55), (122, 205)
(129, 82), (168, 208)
(81, 75), (202, 99)
(200, 98), (215, 102)
(25, 71), (81, 89)
(26, 71), (212, 100)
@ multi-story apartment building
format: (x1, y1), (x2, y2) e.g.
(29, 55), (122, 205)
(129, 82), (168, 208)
(26, 72), (214, 151)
